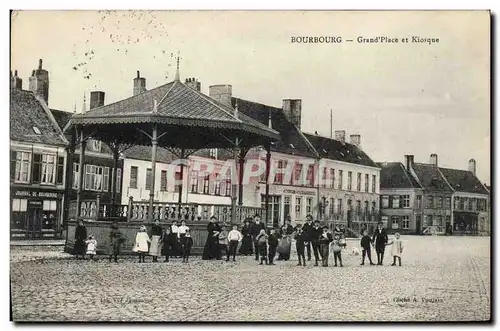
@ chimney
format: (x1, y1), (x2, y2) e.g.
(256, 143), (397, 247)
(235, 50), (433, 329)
(209, 84), (232, 107)
(185, 77), (201, 92)
(282, 99), (302, 129)
(89, 91), (105, 110)
(334, 130), (346, 143)
(404, 155), (415, 171)
(133, 71), (147, 96)
(350, 134), (361, 148)
(430, 153), (438, 166)
(28, 59), (49, 104)
(10, 70), (22, 89)
(468, 158), (476, 176)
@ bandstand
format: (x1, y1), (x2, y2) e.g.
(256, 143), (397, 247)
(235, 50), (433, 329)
(63, 65), (279, 254)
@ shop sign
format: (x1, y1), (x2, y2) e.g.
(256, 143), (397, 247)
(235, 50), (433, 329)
(13, 190), (62, 199)
(283, 189), (316, 196)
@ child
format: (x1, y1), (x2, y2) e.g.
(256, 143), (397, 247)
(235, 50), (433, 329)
(360, 229), (375, 266)
(332, 234), (347, 267)
(133, 225), (150, 263)
(181, 229), (194, 263)
(267, 229), (279, 265)
(388, 232), (404, 266)
(218, 225), (229, 261)
(227, 224), (243, 262)
(108, 222), (124, 263)
(319, 227), (333, 267)
(161, 227), (175, 262)
(85, 235), (97, 261)
(294, 224), (307, 266)
(256, 229), (268, 265)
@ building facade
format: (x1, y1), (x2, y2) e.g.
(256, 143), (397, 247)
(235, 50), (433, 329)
(10, 62), (68, 239)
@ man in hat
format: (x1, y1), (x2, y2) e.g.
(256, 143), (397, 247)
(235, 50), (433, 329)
(310, 219), (323, 266)
(250, 214), (266, 261)
(372, 221), (388, 265)
(302, 214), (314, 261)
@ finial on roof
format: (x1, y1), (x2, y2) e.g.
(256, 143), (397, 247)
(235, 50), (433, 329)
(234, 99), (239, 118)
(81, 93), (87, 114)
(174, 51), (180, 81)
(73, 101), (77, 114)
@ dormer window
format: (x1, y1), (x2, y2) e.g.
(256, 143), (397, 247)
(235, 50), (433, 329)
(289, 143), (295, 149)
(33, 126), (41, 135)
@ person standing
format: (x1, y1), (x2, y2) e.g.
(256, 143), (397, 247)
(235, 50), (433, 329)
(161, 227), (175, 262)
(332, 234), (347, 267)
(294, 224), (307, 266)
(85, 235), (97, 261)
(278, 218), (294, 261)
(238, 218), (254, 256)
(73, 220), (87, 259)
(171, 220), (180, 258)
(250, 215), (266, 261)
(227, 224), (243, 261)
(302, 215), (314, 261)
(133, 225), (150, 263)
(202, 216), (220, 260)
(388, 232), (404, 266)
(319, 227), (333, 267)
(310, 220), (323, 266)
(372, 221), (388, 265)
(108, 221), (124, 263)
(267, 229), (279, 265)
(256, 229), (269, 265)
(217, 224), (229, 260)
(360, 229), (375, 266)
(149, 220), (163, 263)
(181, 229), (194, 263)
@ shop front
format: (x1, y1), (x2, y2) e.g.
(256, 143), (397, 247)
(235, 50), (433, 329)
(11, 187), (63, 239)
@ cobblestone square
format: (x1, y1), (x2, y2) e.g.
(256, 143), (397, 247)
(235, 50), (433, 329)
(10, 236), (490, 322)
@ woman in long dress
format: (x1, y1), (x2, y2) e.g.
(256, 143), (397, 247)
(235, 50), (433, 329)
(149, 220), (163, 263)
(239, 218), (253, 256)
(277, 219), (294, 261)
(73, 220), (87, 259)
(202, 216), (220, 260)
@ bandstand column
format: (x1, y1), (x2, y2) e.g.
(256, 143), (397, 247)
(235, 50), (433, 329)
(265, 143), (271, 226)
(177, 148), (185, 206)
(148, 124), (158, 222)
(231, 147), (239, 223)
(110, 148), (119, 216)
(238, 148), (245, 206)
(76, 126), (86, 218)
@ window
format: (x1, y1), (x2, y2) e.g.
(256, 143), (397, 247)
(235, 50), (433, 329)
(262, 195), (281, 227)
(435, 215), (443, 227)
(214, 173), (221, 196)
(32, 154), (42, 183)
(356, 200), (361, 217)
(402, 216), (410, 229)
(459, 198), (465, 210)
(322, 167), (327, 188)
(11, 199), (27, 230)
(357, 173), (361, 191)
(330, 169), (335, 188)
(371, 201), (376, 213)
(416, 195), (422, 209)
(364, 201), (369, 213)
(14, 151), (31, 183)
(190, 171), (198, 193)
(381, 195), (389, 208)
(306, 197), (313, 215)
(284, 196), (291, 219)
(306, 165), (314, 186)
(72, 163), (79, 189)
(329, 197), (335, 216)
(145, 168), (152, 190)
(294, 164), (303, 185)
(402, 195), (410, 208)
(32, 126), (41, 135)
(87, 139), (102, 152)
(225, 173), (232, 196)
(444, 197), (451, 209)
(295, 197), (302, 219)
(56, 156), (64, 185)
(372, 175), (376, 193)
(391, 216), (400, 229)
(209, 148), (217, 159)
(477, 199), (486, 211)
(365, 174), (369, 192)
(470, 198), (476, 211)
(426, 196), (434, 208)
(392, 195), (400, 209)
(274, 160), (284, 184)
(436, 197), (443, 209)
(338, 170), (343, 190)
(338, 199), (343, 214)
(174, 167), (182, 193)
(468, 198), (474, 211)
(347, 199), (352, 211)
(423, 215), (433, 227)
(130, 166), (138, 189)
(160, 170), (168, 191)
(116, 169), (122, 193)
(454, 197), (460, 210)
(84, 165), (109, 191)
(203, 175), (210, 194)
(347, 171), (352, 190)
(40, 154), (56, 184)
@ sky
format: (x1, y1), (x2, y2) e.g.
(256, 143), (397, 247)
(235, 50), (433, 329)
(10, 10), (491, 184)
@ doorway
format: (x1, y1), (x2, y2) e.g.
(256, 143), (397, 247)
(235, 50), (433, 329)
(415, 215), (421, 235)
(26, 207), (42, 239)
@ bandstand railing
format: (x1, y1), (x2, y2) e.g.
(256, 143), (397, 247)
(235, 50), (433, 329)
(68, 197), (263, 224)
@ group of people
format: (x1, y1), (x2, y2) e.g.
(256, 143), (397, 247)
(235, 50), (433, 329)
(73, 215), (404, 267)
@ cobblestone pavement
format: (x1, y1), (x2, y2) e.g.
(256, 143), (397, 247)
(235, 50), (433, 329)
(10, 236), (490, 322)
